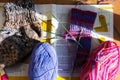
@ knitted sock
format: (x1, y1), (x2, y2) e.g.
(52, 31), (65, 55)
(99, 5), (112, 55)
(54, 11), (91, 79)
(69, 8), (97, 69)
(70, 8), (97, 51)
(62, 7), (97, 77)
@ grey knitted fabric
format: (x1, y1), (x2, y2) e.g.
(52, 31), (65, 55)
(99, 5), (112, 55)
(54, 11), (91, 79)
(0, 1), (41, 67)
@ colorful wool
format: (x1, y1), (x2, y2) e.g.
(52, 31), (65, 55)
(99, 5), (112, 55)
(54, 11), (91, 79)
(0, 64), (8, 80)
(80, 41), (120, 80)
(1, 74), (8, 80)
(28, 42), (58, 80)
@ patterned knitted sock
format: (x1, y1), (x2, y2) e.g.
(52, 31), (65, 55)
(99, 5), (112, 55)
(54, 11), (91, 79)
(70, 8), (97, 52)
(69, 8), (97, 69)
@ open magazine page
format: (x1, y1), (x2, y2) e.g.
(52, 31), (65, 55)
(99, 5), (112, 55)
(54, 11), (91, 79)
(54, 5), (82, 77)
(53, 4), (113, 77)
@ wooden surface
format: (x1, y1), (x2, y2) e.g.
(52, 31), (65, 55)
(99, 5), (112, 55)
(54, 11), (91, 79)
(112, 0), (120, 46)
